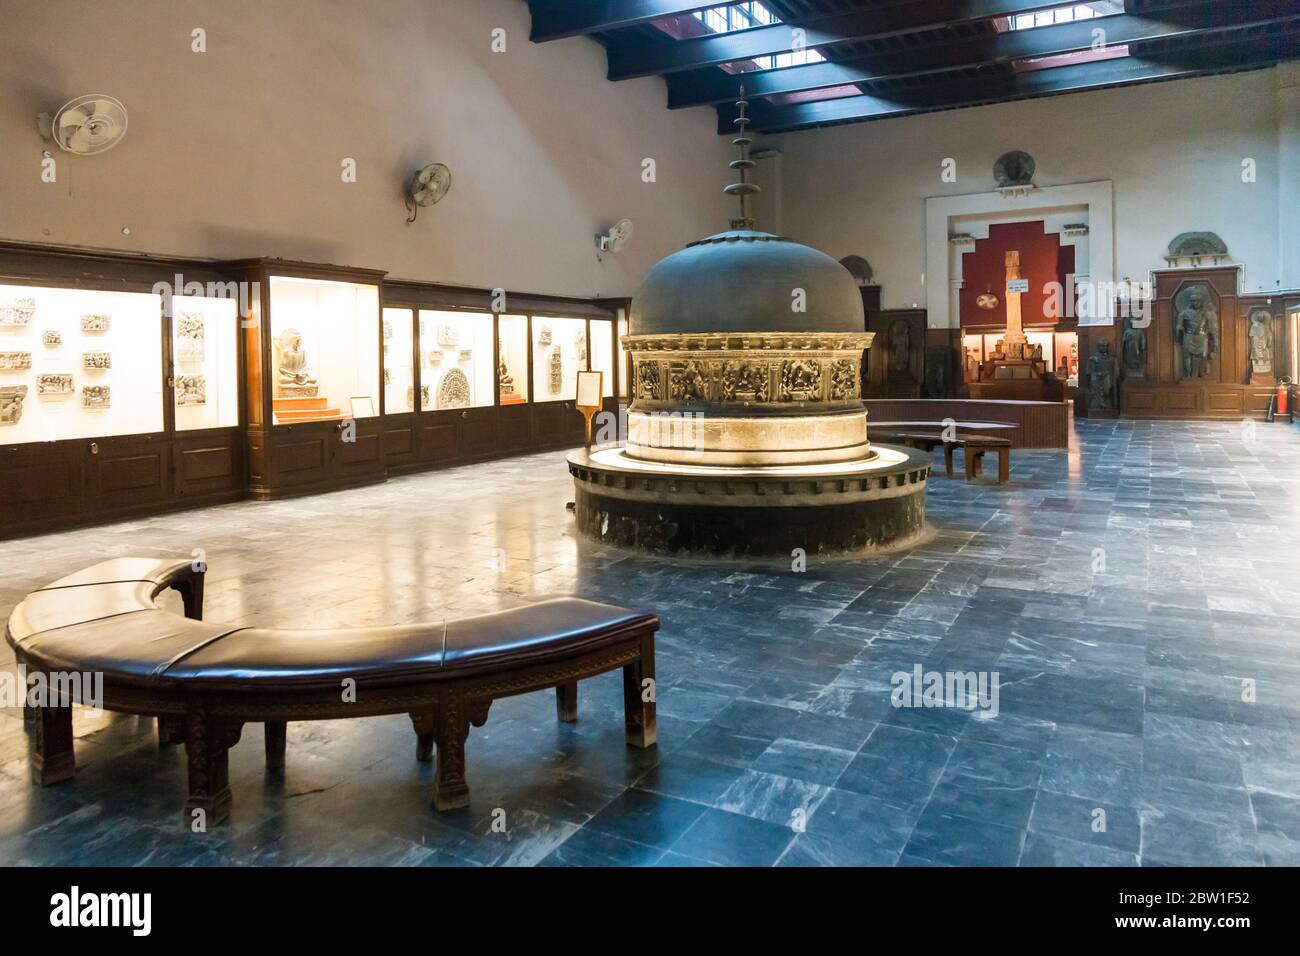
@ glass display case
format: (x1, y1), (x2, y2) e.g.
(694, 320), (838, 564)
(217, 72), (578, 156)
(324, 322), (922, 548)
(418, 309), (494, 410)
(268, 275), (380, 424)
(172, 294), (239, 431)
(497, 314), (529, 405)
(383, 307), (415, 415)
(591, 319), (614, 399)
(532, 315), (586, 403)
(0, 282), (163, 444)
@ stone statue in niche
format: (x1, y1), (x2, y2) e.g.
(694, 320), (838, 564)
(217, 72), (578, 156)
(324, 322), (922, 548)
(176, 375), (207, 406)
(438, 368), (471, 409)
(780, 359), (821, 402)
(1248, 308), (1274, 379)
(831, 359), (859, 400)
(888, 320), (910, 373)
(670, 361), (708, 402)
(0, 351), (32, 371)
(1121, 317), (1146, 377)
(275, 328), (319, 396)
(499, 358), (517, 397)
(924, 346), (953, 398)
(82, 385), (110, 409)
(1173, 283), (1218, 379)
(0, 385), (28, 424)
(1086, 340), (1118, 411)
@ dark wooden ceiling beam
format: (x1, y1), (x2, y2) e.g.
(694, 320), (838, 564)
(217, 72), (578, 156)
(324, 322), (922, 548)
(720, 28), (1299, 133)
(528, 1), (719, 42)
(607, 0), (1072, 79)
(668, 0), (1298, 108)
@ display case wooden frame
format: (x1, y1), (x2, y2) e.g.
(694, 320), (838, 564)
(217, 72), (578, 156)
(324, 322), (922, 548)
(222, 258), (387, 500)
(0, 242), (246, 538)
(380, 281), (619, 473)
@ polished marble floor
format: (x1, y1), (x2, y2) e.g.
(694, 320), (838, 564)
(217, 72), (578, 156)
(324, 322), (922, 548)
(3, 419), (1300, 866)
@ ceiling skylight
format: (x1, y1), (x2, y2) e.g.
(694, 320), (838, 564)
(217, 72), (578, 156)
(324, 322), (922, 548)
(691, 2), (826, 70)
(1008, 2), (1124, 31)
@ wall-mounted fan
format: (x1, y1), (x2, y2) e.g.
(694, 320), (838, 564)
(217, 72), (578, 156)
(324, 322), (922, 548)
(406, 163), (450, 222)
(597, 218), (634, 257)
(38, 95), (129, 155)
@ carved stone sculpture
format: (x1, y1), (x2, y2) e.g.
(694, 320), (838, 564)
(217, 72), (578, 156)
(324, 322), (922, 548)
(37, 373), (74, 396)
(0, 351), (33, 371)
(438, 368), (471, 409)
(1121, 316), (1146, 377)
(176, 375), (207, 406)
(499, 358), (517, 397)
(1249, 309), (1274, 378)
(924, 346), (953, 398)
(437, 324), (459, 347)
(574, 326), (587, 363)
(1087, 341), (1118, 411)
(80, 314), (110, 333)
(0, 297), (36, 327)
(636, 361), (661, 400)
(407, 384), (430, 410)
(275, 328), (318, 396)
(82, 385), (111, 409)
(537, 322), (553, 347)
(82, 351), (111, 370)
(177, 313), (205, 363)
(1174, 283), (1218, 379)
(888, 319), (910, 373)
(0, 385), (28, 424)
(549, 346), (562, 394)
(670, 361), (708, 402)
(42, 330), (60, 347)
(780, 359), (820, 402)
(831, 359), (859, 400)
(994, 150), (1035, 187)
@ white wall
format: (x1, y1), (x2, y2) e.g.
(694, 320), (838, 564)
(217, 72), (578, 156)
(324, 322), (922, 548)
(0, 0), (732, 299)
(773, 68), (1290, 310)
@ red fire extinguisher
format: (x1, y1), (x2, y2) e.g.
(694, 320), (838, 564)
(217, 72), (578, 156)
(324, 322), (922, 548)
(1278, 376), (1292, 418)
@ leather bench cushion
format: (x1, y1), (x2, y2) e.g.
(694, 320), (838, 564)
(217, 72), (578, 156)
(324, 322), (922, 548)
(161, 599), (655, 685)
(36, 557), (197, 591)
(442, 599), (655, 670)
(8, 582), (169, 644)
(14, 610), (243, 681)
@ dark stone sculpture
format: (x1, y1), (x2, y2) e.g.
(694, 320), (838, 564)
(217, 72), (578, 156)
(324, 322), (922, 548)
(1087, 340), (1118, 411)
(994, 151), (1035, 187)
(1167, 232), (1228, 259)
(889, 319), (911, 373)
(924, 346), (954, 398)
(1173, 283), (1218, 379)
(1121, 316), (1146, 377)
(1248, 308), (1274, 378)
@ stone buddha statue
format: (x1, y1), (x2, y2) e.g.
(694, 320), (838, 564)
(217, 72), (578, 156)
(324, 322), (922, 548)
(1175, 285), (1217, 379)
(276, 328), (317, 394)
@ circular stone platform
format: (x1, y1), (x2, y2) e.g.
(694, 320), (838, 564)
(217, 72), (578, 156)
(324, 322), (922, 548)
(567, 443), (931, 557)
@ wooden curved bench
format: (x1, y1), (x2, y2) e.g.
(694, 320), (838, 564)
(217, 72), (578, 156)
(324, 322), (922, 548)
(5, 558), (659, 825)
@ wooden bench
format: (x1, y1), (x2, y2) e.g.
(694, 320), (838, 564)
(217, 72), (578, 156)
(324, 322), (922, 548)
(6, 558), (659, 825)
(872, 423), (1014, 484)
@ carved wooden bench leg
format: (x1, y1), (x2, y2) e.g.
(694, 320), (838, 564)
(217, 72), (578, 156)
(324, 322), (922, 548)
(997, 447), (1010, 484)
(158, 714), (186, 745)
(432, 694), (471, 811)
(965, 448), (981, 480)
(31, 700), (75, 786)
(944, 442), (956, 479)
(264, 721), (287, 770)
(173, 571), (206, 621)
(623, 631), (657, 749)
(410, 710), (436, 763)
(556, 681), (578, 723)
(184, 712), (241, 827)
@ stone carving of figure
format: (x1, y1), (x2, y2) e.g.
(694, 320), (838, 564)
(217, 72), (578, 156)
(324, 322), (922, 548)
(889, 320), (910, 373)
(1087, 340), (1119, 411)
(276, 329), (317, 388)
(1174, 285), (1218, 379)
(1122, 316), (1146, 375)
(924, 346), (952, 398)
(498, 357), (516, 396)
(1249, 309), (1274, 376)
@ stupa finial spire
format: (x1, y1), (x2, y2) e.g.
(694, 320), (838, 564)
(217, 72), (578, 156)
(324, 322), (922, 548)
(724, 83), (761, 230)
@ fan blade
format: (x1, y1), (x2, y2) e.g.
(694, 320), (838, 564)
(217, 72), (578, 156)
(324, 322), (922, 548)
(66, 124), (93, 152)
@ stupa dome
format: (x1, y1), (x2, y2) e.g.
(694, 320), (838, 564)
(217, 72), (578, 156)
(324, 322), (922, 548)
(630, 228), (864, 336)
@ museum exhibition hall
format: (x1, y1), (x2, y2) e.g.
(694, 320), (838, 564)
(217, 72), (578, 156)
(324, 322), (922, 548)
(1, 0), (1300, 879)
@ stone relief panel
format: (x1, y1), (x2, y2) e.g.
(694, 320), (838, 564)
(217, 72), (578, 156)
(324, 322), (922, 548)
(82, 351), (112, 370)
(176, 375), (207, 406)
(37, 373), (74, 396)
(0, 351), (33, 371)
(0, 385), (28, 424)
(82, 385), (111, 409)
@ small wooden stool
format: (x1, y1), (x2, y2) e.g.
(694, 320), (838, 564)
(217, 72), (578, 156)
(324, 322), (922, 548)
(944, 435), (1011, 483)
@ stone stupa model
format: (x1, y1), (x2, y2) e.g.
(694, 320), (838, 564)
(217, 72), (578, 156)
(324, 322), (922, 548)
(567, 88), (930, 556)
